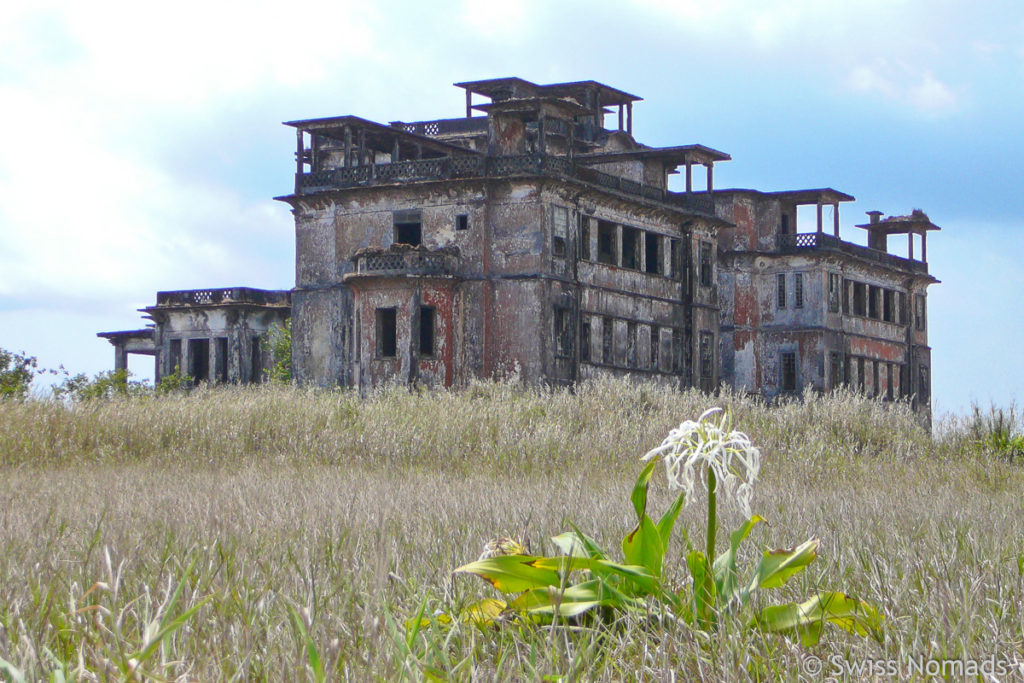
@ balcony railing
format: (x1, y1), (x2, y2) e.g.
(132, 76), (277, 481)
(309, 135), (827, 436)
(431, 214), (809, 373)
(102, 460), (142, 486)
(155, 287), (290, 307)
(352, 249), (459, 277)
(297, 154), (717, 215)
(777, 233), (929, 273)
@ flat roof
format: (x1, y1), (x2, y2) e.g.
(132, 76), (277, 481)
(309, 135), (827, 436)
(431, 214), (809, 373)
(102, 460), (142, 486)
(855, 211), (941, 233)
(454, 78), (641, 107)
(577, 144), (731, 165)
(284, 115), (480, 158)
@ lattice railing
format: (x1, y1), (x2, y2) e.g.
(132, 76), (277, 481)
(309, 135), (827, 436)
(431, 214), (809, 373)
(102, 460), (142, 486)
(355, 251), (457, 276)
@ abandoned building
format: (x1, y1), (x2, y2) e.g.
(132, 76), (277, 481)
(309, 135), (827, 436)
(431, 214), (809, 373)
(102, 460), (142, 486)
(99, 77), (938, 416)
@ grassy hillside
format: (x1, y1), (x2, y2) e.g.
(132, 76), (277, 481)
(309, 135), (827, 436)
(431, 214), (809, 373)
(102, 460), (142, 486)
(1, 380), (1021, 680)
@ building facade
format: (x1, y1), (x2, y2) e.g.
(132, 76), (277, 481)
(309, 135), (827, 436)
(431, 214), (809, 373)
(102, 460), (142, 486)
(99, 78), (938, 417)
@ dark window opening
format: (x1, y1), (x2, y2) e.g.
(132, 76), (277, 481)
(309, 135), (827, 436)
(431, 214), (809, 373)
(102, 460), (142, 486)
(250, 336), (262, 383)
(456, 214), (469, 231)
(843, 279), (851, 314)
(597, 221), (616, 265)
(580, 320), (591, 362)
(919, 365), (930, 402)
(777, 273), (787, 309)
(216, 337), (228, 383)
(699, 241), (713, 287)
(830, 352), (843, 389)
(868, 285), (880, 319)
(669, 238), (682, 280)
(852, 282), (867, 317)
(828, 273), (841, 313)
(650, 326), (660, 370)
(189, 338), (210, 382)
(899, 292), (909, 325)
(699, 332), (714, 391)
(644, 233), (661, 275)
(580, 216), (591, 261)
(377, 308), (397, 358)
(626, 321), (638, 368)
(886, 363), (894, 401)
(554, 307), (572, 358)
(857, 357), (866, 391)
(393, 210), (422, 246)
(872, 360), (880, 397)
(780, 351), (797, 392)
(794, 273), (804, 309)
(781, 214), (790, 235)
(621, 226), (640, 270)
(602, 317), (614, 364)
(169, 339), (182, 376)
(883, 290), (895, 322)
(552, 206), (569, 258)
(915, 294), (926, 331)
(418, 306), (435, 357)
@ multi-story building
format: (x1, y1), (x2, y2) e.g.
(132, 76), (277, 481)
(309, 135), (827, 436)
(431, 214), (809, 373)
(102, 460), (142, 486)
(98, 77), (938, 417)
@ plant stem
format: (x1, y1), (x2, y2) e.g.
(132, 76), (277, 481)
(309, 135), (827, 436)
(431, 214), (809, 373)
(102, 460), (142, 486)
(706, 466), (717, 569)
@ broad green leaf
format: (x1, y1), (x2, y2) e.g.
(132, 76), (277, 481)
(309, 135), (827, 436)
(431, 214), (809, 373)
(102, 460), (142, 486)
(622, 514), (666, 577)
(753, 591), (884, 646)
(686, 550), (717, 629)
(745, 538), (819, 601)
(463, 598), (507, 626)
(630, 459), (658, 520)
(511, 579), (635, 618)
(454, 555), (562, 593)
(713, 515), (765, 606)
(656, 490), (687, 551)
(551, 529), (607, 560)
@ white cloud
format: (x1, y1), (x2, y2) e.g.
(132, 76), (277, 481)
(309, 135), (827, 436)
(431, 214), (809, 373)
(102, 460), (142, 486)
(845, 61), (958, 113)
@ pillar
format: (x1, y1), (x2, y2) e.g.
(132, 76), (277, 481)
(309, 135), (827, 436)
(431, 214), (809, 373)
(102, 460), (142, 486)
(344, 126), (352, 168)
(908, 232), (914, 260)
(114, 346), (128, 372)
(705, 163), (713, 192)
(626, 102), (633, 135)
(816, 202), (823, 234)
(465, 89), (472, 118)
(921, 231), (927, 263)
(685, 163), (693, 193)
(833, 203), (840, 237)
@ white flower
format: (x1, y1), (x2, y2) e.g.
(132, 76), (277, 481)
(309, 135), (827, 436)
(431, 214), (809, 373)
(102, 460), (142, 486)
(642, 407), (761, 518)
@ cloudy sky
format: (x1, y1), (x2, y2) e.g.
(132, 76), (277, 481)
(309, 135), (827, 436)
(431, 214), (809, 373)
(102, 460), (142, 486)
(1, 0), (1021, 415)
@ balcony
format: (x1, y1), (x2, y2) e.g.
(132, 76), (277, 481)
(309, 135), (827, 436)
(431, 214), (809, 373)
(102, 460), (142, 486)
(296, 154), (717, 216)
(777, 233), (929, 274)
(349, 247), (460, 279)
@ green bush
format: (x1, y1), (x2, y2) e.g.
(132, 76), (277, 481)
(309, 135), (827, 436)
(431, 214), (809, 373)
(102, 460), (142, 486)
(0, 348), (39, 400)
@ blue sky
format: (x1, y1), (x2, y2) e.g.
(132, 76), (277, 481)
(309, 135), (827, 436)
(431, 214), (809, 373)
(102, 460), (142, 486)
(1, 0), (1021, 416)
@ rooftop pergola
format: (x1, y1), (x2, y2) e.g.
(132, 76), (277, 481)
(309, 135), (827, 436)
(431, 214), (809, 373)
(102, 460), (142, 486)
(856, 210), (941, 263)
(769, 188), (856, 237)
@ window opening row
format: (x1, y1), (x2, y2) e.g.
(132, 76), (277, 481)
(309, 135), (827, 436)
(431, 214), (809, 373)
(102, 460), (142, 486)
(375, 306), (435, 358)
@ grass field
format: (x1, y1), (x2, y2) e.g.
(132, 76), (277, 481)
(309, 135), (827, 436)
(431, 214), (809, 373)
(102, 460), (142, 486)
(1, 380), (1022, 681)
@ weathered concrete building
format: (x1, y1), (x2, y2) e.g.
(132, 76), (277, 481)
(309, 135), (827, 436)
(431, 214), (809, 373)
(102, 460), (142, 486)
(99, 77), (938, 416)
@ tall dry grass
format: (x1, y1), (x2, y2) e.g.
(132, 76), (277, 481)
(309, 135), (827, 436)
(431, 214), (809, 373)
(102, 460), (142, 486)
(1, 379), (1021, 680)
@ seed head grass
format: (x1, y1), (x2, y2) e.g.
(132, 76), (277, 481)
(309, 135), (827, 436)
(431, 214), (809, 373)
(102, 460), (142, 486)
(1, 379), (1022, 680)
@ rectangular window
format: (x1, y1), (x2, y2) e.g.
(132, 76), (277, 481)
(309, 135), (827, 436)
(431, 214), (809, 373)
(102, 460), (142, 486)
(626, 321), (638, 368)
(669, 238), (681, 280)
(418, 306), (435, 357)
(393, 210), (422, 246)
(376, 307), (397, 358)
(780, 351), (797, 392)
(919, 365), (930, 402)
(671, 329), (683, 373)
(597, 220), (616, 265)
(777, 273), (787, 309)
(580, 319), (591, 362)
(883, 290), (895, 322)
(621, 226), (640, 270)
(868, 285), (880, 319)
(699, 332), (714, 391)
(898, 292), (909, 325)
(553, 307), (572, 358)
(794, 273), (804, 309)
(644, 232), (661, 275)
(699, 241), (713, 287)
(828, 273), (841, 313)
(650, 325), (660, 370)
(857, 357), (866, 391)
(872, 360), (880, 397)
(216, 337), (228, 383)
(829, 352), (843, 389)
(552, 206), (568, 257)
(602, 317), (614, 364)
(189, 338), (210, 382)
(580, 216), (591, 261)
(250, 335), (262, 383)
(169, 339), (182, 375)
(852, 282), (867, 316)
(843, 279), (851, 314)
(456, 214), (469, 231)
(914, 294), (926, 331)
(886, 363), (894, 401)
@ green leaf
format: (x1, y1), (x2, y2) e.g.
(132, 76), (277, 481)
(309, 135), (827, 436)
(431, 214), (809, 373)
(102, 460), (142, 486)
(462, 598), (506, 626)
(753, 591), (884, 646)
(287, 604), (325, 683)
(712, 515), (764, 606)
(745, 538), (819, 601)
(510, 579), (635, 618)
(551, 528), (608, 560)
(622, 514), (665, 577)
(454, 555), (562, 593)
(686, 550), (717, 630)
(630, 459), (659, 520)
(656, 490), (687, 551)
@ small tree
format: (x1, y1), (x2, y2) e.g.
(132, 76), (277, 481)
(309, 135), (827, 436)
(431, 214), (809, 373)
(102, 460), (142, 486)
(265, 319), (292, 383)
(0, 348), (39, 400)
